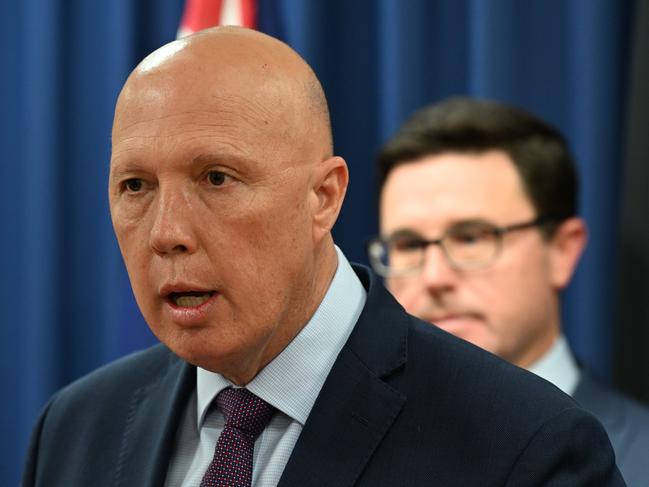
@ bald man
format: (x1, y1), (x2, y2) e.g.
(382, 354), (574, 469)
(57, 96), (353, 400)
(22, 27), (624, 486)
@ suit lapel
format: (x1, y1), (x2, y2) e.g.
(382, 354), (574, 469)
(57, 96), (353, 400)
(279, 265), (408, 487)
(114, 349), (195, 487)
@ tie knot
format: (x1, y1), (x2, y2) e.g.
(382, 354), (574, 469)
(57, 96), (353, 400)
(216, 388), (276, 439)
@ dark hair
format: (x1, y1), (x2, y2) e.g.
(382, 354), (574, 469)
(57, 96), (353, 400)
(377, 97), (579, 237)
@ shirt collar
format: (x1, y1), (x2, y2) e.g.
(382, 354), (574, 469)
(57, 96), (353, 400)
(528, 335), (581, 396)
(196, 246), (366, 428)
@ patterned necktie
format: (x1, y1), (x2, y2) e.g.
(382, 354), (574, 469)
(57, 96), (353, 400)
(200, 388), (276, 487)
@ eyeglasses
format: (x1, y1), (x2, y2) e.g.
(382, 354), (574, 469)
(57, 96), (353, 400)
(367, 216), (552, 276)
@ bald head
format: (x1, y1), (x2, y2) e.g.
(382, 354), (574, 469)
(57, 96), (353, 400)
(114, 26), (332, 157)
(108, 27), (348, 381)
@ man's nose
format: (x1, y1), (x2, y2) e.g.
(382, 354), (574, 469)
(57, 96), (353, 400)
(420, 244), (458, 292)
(149, 188), (198, 256)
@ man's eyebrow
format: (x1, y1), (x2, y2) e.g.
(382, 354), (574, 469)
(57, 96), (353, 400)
(109, 150), (250, 173)
(384, 228), (425, 240)
(448, 218), (495, 228)
(109, 167), (141, 182)
(190, 151), (251, 168)
(109, 160), (147, 181)
(385, 219), (496, 240)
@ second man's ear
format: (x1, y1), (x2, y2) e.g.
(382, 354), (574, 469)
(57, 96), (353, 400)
(548, 217), (588, 290)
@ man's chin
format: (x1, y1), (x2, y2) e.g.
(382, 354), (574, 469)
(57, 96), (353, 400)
(167, 332), (261, 383)
(159, 329), (227, 367)
(178, 345), (240, 376)
(429, 316), (483, 340)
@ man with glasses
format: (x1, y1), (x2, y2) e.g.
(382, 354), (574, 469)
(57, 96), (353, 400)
(370, 97), (649, 485)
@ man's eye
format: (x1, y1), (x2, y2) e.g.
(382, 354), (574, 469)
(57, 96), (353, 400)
(124, 179), (143, 192)
(452, 232), (481, 244)
(392, 238), (425, 252)
(208, 171), (227, 186)
(449, 228), (492, 245)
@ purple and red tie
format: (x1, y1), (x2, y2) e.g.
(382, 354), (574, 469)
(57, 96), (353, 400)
(200, 388), (276, 487)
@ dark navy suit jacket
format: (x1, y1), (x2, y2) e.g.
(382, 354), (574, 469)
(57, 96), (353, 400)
(574, 373), (649, 486)
(23, 265), (625, 486)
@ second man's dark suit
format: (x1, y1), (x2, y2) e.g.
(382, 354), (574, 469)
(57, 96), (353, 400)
(23, 265), (624, 486)
(574, 373), (649, 486)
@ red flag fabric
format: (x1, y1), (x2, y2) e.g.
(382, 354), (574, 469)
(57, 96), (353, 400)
(178, 0), (257, 38)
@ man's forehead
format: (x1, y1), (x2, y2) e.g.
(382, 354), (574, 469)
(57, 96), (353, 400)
(115, 54), (297, 141)
(111, 27), (329, 175)
(385, 151), (528, 198)
(113, 96), (268, 138)
(381, 151), (535, 228)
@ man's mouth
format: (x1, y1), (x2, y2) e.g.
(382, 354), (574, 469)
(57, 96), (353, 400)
(426, 313), (483, 330)
(167, 291), (216, 308)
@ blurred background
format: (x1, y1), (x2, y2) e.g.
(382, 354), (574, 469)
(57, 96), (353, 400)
(1, 0), (648, 484)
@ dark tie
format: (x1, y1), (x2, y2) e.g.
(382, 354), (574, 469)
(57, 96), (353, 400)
(200, 388), (276, 487)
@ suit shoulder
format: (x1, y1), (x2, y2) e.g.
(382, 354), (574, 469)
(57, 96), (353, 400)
(575, 374), (649, 462)
(368, 316), (620, 484)
(404, 316), (580, 418)
(50, 344), (179, 408)
(576, 373), (649, 425)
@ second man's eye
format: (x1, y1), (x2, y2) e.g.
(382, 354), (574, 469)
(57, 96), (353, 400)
(208, 171), (227, 186)
(448, 225), (495, 245)
(392, 237), (426, 252)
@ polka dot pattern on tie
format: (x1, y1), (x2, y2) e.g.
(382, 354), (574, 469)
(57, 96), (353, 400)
(200, 388), (276, 487)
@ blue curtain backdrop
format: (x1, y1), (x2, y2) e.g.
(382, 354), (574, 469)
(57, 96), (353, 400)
(0, 1), (640, 485)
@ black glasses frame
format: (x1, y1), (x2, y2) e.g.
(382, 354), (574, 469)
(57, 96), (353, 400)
(368, 215), (554, 276)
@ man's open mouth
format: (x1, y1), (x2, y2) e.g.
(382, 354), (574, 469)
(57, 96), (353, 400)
(167, 291), (216, 308)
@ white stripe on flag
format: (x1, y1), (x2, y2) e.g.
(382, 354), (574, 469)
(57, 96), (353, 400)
(178, 0), (256, 38)
(220, 0), (243, 26)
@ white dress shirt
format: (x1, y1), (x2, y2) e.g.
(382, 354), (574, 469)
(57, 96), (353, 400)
(528, 335), (581, 396)
(164, 246), (367, 486)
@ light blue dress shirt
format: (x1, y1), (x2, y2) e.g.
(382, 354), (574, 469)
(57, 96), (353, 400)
(165, 247), (367, 486)
(528, 335), (580, 396)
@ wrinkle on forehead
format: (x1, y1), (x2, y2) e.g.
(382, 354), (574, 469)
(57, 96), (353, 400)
(113, 97), (275, 139)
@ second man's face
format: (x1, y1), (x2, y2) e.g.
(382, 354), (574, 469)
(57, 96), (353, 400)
(380, 151), (561, 367)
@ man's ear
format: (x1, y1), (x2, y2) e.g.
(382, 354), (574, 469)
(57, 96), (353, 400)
(549, 217), (588, 290)
(311, 156), (348, 243)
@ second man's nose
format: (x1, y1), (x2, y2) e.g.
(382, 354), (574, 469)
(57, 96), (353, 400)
(420, 243), (459, 292)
